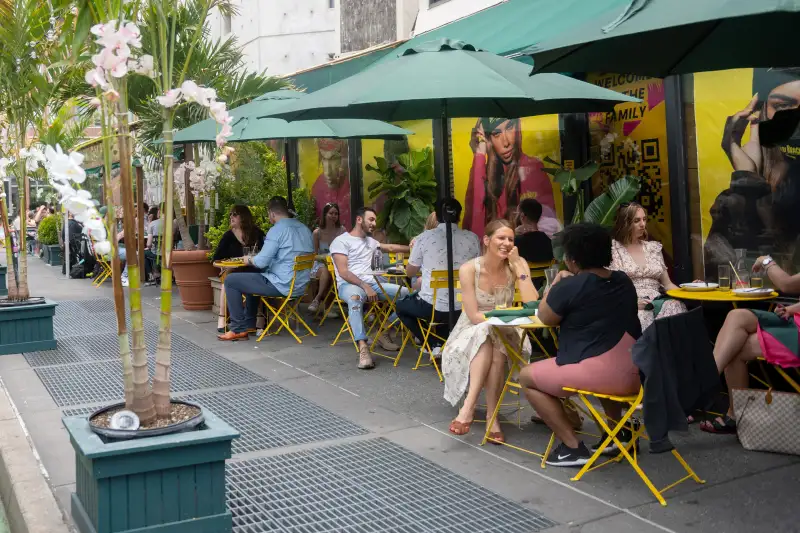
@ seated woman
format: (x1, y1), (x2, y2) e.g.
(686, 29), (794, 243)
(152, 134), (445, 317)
(444, 219), (539, 443)
(520, 223), (642, 467)
(701, 254), (800, 434)
(409, 212), (440, 291)
(610, 202), (687, 331)
(212, 205), (265, 332)
(308, 202), (346, 313)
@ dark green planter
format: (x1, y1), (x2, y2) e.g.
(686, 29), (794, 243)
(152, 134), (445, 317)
(0, 299), (57, 355)
(42, 244), (62, 266)
(64, 408), (239, 533)
(0, 265), (6, 297)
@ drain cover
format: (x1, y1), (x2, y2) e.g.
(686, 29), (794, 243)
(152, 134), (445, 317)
(185, 384), (368, 454)
(226, 438), (556, 533)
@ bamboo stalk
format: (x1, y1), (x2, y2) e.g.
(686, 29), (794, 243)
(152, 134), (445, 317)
(115, 82), (155, 424)
(100, 95), (134, 408)
(153, 112), (175, 418)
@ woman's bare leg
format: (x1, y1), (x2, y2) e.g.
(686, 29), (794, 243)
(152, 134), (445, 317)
(519, 367), (580, 448)
(483, 345), (507, 433)
(714, 309), (758, 373)
(315, 268), (331, 302)
(217, 283), (227, 330)
(725, 333), (762, 416)
(454, 340), (494, 424)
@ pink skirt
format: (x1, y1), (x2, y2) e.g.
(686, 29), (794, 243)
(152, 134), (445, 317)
(524, 333), (640, 398)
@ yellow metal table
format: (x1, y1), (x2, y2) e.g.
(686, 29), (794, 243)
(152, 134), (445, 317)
(666, 288), (778, 309)
(368, 271), (412, 359)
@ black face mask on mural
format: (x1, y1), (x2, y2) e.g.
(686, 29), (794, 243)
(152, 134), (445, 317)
(760, 107), (800, 150)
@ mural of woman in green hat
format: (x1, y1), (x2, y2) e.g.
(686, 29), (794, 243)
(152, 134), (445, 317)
(463, 117), (558, 239)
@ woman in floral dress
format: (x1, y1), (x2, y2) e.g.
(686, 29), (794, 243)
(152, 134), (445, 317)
(444, 219), (539, 443)
(610, 203), (687, 331)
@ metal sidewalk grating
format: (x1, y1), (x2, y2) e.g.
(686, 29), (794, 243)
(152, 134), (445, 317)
(185, 384), (368, 453)
(75, 298), (117, 314)
(226, 438), (556, 533)
(37, 349), (265, 407)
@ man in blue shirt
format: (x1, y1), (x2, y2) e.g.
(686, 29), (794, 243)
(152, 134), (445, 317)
(218, 197), (314, 341)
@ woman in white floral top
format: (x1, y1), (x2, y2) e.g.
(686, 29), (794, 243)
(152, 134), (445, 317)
(609, 203), (687, 331)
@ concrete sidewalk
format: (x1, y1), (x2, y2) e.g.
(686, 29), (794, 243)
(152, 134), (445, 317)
(1, 257), (799, 533)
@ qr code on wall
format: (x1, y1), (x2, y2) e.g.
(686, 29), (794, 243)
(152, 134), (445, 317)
(597, 138), (666, 224)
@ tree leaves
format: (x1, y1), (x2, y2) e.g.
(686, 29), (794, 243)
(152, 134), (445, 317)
(583, 175), (641, 226)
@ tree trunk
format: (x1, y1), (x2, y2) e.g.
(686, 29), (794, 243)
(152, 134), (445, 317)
(116, 88), (155, 424)
(153, 112), (177, 418)
(173, 194), (195, 251)
(15, 160), (29, 300)
(101, 98), (134, 408)
(0, 197), (17, 300)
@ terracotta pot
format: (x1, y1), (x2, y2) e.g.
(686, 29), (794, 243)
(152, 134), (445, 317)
(171, 249), (218, 310)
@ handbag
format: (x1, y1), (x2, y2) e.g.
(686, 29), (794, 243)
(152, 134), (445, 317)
(731, 386), (800, 456)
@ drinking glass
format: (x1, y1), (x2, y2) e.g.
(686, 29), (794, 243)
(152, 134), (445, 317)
(750, 275), (763, 289)
(544, 267), (559, 287)
(717, 264), (731, 290)
(396, 252), (404, 264)
(735, 269), (750, 289)
(242, 247), (251, 259)
(494, 285), (511, 310)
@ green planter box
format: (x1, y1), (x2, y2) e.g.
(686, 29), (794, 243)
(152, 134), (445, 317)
(0, 265), (6, 297)
(64, 408), (239, 533)
(0, 299), (57, 355)
(42, 244), (62, 266)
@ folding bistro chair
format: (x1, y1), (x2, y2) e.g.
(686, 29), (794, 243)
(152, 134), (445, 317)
(93, 250), (112, 287)
(565, 386), (704, 506)
(256, 253), (317, 344)
(393, 269), (458, 381)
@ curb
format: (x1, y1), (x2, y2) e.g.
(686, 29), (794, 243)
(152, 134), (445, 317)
(0, 379), (71, 533)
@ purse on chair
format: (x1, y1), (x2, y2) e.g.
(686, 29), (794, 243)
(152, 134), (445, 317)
(732, 387), (800, 456)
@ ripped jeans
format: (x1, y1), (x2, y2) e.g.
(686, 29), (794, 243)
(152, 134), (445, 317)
(338, 280), (407, 343)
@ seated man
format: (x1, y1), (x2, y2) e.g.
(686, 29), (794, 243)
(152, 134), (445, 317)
(514, 198), (554, 264)
(218, 197), (314, 341)
(330, 207), (410, 369)
(396, 198), (480, 359)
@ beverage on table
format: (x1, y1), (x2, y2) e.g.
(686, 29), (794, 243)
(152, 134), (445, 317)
(735, 269), (750, 289)
(494, 285), (510, 310)
(750, 275), (763, 289)
(718, 264), (731, 290)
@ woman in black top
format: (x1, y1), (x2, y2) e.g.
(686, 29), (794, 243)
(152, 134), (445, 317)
(213, 205), (265, 331)
(519, 223), (641, 467)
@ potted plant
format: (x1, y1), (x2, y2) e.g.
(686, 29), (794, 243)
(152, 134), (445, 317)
(37, 214), (61, 266)
(50, 2), (242, 531)
(366, 146), (437, 243)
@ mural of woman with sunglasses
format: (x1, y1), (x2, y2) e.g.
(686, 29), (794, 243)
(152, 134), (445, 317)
(463, 117), (560, 239)
(705, 68), (800, 278)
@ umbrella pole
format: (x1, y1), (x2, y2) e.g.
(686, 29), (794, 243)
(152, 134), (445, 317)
(435, 104), (456, 332)
(284, 139), (294, 212)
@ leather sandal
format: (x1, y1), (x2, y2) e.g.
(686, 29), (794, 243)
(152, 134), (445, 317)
(217, 331), (248, 341)
(449, 419), (472, 436)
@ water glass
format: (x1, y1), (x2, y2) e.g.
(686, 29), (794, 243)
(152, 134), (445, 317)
(717, 264), (731, 290)
(544, 267), (559, 287)
(396, 252), (404, 265)
(242, 247), (251, 259)
(735, 269), (750, 289)
(750, 275), (763, 289)
(494, 285), (511, 310)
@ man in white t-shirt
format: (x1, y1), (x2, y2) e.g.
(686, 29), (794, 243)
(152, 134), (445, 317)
(397, 198), (480, 358)
(330, 207), (410, 369)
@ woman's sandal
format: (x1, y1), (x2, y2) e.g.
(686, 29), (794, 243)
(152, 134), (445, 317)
(699, 415), (737, 434)
(487, 431), (505, 445)
(449, 419), (472, 436)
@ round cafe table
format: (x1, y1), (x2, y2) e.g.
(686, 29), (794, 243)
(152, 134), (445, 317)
(666, 288), (778, 309)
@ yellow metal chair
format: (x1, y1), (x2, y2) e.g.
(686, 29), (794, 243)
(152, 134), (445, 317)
(393, 269), (457, 381)
(564, 386), (704, 506)
(93, 250), (112, 287)
(327, 262), (383, 352)
(751, 357), (800, 394)
(528, 260), (556, 285)
(256, 253), (317, 344)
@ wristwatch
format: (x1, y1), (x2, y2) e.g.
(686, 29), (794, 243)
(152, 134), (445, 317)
(762, 256), (774, 269)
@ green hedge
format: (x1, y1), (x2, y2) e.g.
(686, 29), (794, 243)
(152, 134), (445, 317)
(37, 215), (60, 245)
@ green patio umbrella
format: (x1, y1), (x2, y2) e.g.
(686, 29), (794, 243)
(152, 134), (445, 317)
(527, 0), (800, 76)
(173, 89), (411, 210)
(174, 89), (411, 143)
(263, 39), (640, 329)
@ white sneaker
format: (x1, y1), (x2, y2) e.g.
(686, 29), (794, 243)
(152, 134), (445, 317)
(427, 346), (442, 360)
(308, 299), (320, 313)
(121, 276), (129, 287)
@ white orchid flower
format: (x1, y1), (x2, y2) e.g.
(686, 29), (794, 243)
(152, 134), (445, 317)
(84, 66), (109, 89)
(84, 216), (107, 241)
(0, 157), (11, 179)
(93, 46), (130, 78)
(64, 193), (94, 215)
(180, 81), (200, 103)
(216, 122), (233, 147)
(156, 88), (182, 108)
(94, 240), (111, 256)
(133, 54), (155, 77)
(45, 144), (87, 184)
